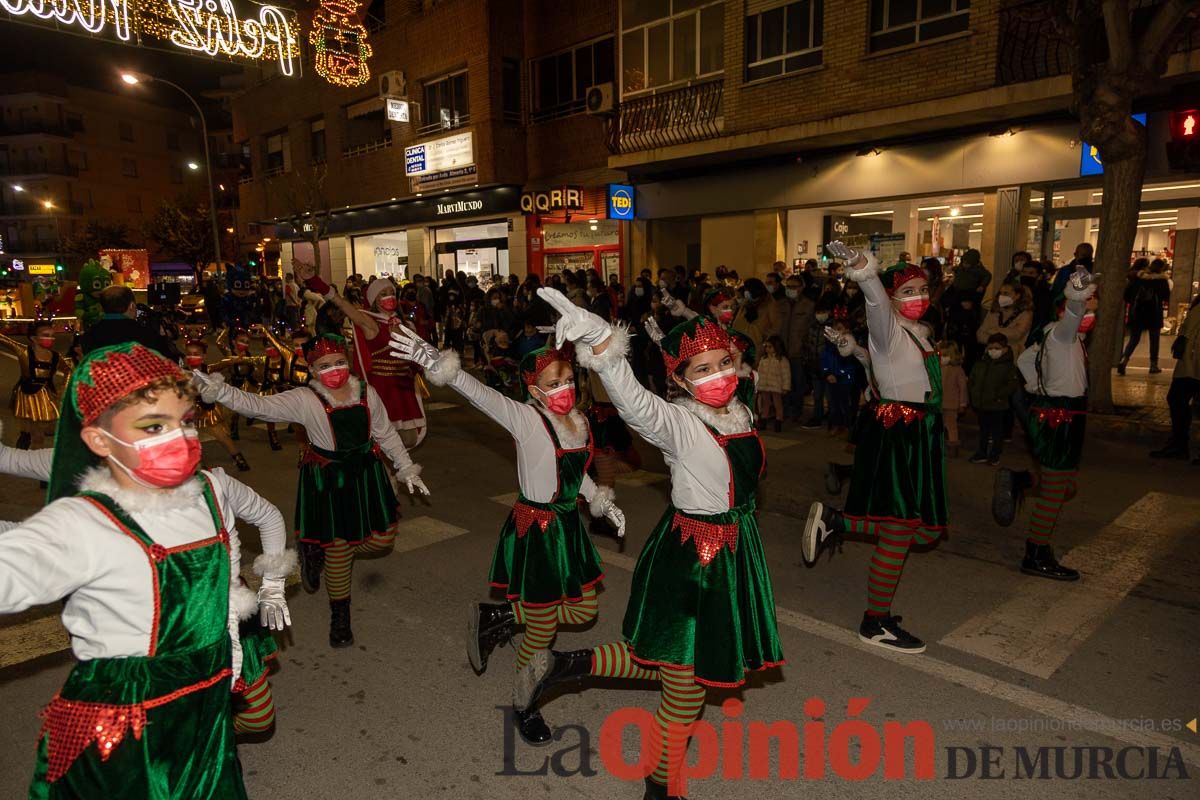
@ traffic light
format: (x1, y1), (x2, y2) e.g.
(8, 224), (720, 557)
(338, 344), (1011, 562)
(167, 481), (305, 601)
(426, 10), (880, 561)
(1167, 109), (1200, 170)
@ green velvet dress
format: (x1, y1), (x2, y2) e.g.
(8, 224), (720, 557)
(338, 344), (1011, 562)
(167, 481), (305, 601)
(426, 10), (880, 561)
(489, 415), (604, 607)
(30, 481), (247, 799)
(622, 429), (784, 688)
(295, 382), (399, 547)
(1027, 395), (1087, 470)
(844, 333), (948, 533)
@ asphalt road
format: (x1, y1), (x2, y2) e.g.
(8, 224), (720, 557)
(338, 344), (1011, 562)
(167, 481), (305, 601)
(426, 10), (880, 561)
(0, 351), (1197, 799)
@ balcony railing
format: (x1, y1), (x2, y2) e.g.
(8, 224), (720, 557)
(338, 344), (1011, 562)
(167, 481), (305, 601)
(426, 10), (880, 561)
(415, 113), (471, 137)
(606, 80), (724, 155)
(0, 121), (73, 137)
(4, 238), (59, 254)
(342, 134), (393, 159)
(0, 160), (79, 177)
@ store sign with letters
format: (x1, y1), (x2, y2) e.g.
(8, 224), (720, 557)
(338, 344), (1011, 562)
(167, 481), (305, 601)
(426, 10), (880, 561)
(405, 132), (474, 177)
(409, 164), (477, 193)
(0, 1), (300, 74)
(607, 184), (634, 220)
(542, 221), (619, 249)
(385, 98), (410, 123)
(520, 187), (583, 214)
(28, 263), (56, 276)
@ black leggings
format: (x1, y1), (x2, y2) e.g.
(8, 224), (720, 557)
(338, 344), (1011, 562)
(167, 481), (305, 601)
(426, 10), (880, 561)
(1122, 325), (1161, 363)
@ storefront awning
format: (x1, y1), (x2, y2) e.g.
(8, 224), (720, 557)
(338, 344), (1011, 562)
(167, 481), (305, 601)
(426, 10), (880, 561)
(346, 97), (384, 119)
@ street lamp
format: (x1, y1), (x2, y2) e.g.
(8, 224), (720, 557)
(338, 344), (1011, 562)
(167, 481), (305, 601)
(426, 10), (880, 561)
(41, 200), (54, 210)
(121, 70), (222, 268)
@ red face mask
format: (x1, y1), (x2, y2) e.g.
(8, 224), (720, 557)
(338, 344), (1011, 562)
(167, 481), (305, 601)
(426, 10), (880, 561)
(35, 336), (55, 348)
(716, 309), (734, 325)
(235, 341), (250, 353)
(293, 347), (306, 360)
(1077, 312), (1096, 333)
(896, 296), (930, 321)
(536, 383), (576, 415)
(265, 347), (280, 358)
(317, 366), (350, 388)
(686, 367), (738, 408)
(101, 428), (202, 488)
(378, 297), (398, 313)
(185, 355), (205, 368)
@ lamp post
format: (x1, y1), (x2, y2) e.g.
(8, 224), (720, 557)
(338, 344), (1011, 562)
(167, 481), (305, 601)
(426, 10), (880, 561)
(121, 72), (222, 270)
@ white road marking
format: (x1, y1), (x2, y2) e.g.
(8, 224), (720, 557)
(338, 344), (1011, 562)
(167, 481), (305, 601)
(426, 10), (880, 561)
(424, 401), (458, 411)
(0, 615), (67, 668)
(614, 469), (668, 487)
(489, 491), (519, 507)
(391, 515), (470, 554)
(757, 434), (799, 451)
(941, 491), (1200, 679)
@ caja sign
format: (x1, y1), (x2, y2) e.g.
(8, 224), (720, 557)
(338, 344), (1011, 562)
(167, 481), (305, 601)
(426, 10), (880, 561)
(520, 186), (584, 214)
(607, 184), (635, 220)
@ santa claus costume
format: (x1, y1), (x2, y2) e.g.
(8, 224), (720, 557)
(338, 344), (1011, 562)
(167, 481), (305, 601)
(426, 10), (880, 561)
(390, 329), (625, 746)
(0, 343), (293, 799)
(992, 275), (1097, 581)
(802, 246), (947, 655)
(194, 333), (429, 648)
(515, 290), (784, 800)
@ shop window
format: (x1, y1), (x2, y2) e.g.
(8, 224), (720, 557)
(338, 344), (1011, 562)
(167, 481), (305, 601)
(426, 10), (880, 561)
(620, 0), (723, 96)
(869, 0), (969, 53)
(121, 157), (138, 177)
(127, 193), (141, 214)
(746, 0), (823, 81)
(501, 58), (522, 124)
(531, 36), (615, 122)
(422, 70), (469, 131)
(265, 130), (290, 174)
(166, 129), (181, 151)
(310, 118), (327, 164)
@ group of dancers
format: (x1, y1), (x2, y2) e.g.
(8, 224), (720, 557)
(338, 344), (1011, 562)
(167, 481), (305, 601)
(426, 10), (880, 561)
(0, 241), (1100, 799)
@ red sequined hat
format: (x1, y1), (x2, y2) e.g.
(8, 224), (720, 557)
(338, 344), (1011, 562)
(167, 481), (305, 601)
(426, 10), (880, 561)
(74, 344), (186, 425)
(520, 343), (574, 386)
(660, 316), (733, 374)
(304, 333), (347, 361)
(881, 263), (927, 296)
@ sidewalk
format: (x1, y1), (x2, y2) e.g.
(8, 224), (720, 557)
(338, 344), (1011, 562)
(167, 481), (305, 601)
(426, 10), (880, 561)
(1093, 334), (1176, 437)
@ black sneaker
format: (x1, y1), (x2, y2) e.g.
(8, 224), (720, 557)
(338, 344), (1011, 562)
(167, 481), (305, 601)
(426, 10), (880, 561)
(858, 612), (926, 654)
(802, 502), (843, 565)
(467, 602), (515, 674)
(513, 706), (553, 747)
(297, 541), (325, 594)
(968, 454), (989, 464)
(513, 649), (592, 712)
(992, 468), (1032, 527)
(329, 599), (354, 648)
(1020, 541), (1080, 581)
(824, 462), (842, 495)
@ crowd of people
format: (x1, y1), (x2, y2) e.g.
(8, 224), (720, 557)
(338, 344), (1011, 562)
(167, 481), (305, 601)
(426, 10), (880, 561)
(0, 236), (1193, 799)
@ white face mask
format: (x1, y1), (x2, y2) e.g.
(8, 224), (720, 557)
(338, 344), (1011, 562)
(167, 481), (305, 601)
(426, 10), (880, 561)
(744, 291), (753, 301)
(785, 288), (799, 300)
(634, 287), (645, 297)
(987, 348), (1005, 359)
(997, 295), (1014, 308)
(815, 313), (829, 323)
(940, 356), (951, 366)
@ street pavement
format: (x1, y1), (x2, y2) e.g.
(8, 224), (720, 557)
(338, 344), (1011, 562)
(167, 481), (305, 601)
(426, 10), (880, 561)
(0, 351), (1197, 799)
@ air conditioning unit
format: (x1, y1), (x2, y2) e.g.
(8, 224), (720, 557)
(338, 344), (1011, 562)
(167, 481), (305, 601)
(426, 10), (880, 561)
(379, 70), (407, 99)
(585, 83), (615, 116)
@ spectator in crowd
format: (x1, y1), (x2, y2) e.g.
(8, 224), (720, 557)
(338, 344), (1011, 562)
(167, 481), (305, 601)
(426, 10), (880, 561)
(820, 319), (860, 435)
(969, 333), (1022, 466)
(732, 277), (778, 352)
(1119, 257), (1172, 375)
(1051, 242), (1094, 298)
(203, 276), (223, 330)
(939, 340), (969, 458)
(586, 276), (613, 321)
(942, 249), (991, 370)
(977, 282), (1033, 358)
(755, 335), (791, 432)
(801, 299), (834, 429)
(1150, 293), (1200, 462)
(778, 273), (815, 421)
(81, 285), (176, 357)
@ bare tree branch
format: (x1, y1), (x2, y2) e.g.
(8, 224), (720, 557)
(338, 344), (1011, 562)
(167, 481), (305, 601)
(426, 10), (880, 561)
(1102, 0), (1134, 72)
(1138, 0), (1200, 73)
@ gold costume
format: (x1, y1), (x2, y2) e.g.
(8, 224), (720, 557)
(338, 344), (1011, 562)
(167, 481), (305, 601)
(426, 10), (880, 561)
(0, 332), (72, 423)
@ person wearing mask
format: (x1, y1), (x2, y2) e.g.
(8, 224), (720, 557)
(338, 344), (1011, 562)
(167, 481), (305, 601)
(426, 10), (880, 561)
(977, 282), (1033, 358)
(586, 277), (613, 322)
(968, 333), (1023, 465)
(480, 287), (517, 337)
(919, 258), (946, 339)
(80, 286), (176, 357)
(764, 271), (783, 301)
(1150, 294), (1200, 461)
(778, 274), (816, 421)
(800, 300), (834, 429)
(1119, 258), (1171, 375)
(755, 336), (791, 432)
(1051, 242), (1094, 298)
(731, 277), (779, 352)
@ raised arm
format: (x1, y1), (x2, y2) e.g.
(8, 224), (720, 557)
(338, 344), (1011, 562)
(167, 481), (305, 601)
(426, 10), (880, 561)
(365, 385), (427, 492)
(1050, 281), (1094, 345)
(294, 259), (379, 339)
(193, 373), (312, 425)
(0, 437), (52, 481)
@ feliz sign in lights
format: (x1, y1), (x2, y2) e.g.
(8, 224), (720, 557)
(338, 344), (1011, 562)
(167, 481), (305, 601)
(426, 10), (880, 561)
(0, 0), (300, 75)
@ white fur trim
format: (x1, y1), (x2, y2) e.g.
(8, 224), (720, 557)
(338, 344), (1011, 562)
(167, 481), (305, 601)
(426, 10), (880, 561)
(588, 484), (615, 518)
(576, 323), (630, 372)
(253, 549), (298, 580)
(396, 461), (422, 481)
(897, 315), (933, 343)
(672, 396), (753, 436)
(77, 466), (206, 513)
(424, 349), (462, 387)
(307, 375), (363, 408)
(231, 582), (259, 621)
(533, 403), (588, 450)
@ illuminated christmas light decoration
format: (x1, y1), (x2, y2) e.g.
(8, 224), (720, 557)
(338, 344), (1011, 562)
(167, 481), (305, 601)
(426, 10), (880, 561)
(0, 0), (300, 75)
(311, 0), (373, 88)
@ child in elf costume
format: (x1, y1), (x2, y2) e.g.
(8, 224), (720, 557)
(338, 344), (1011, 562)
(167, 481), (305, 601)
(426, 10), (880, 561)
(194, 333), (429, 647)
(803, 244), (947, 654)
(0, 342), (294, 798)
(1, 320), (72, 450)
(992, 271), (1098, 581)
(216, 328), (262, 443)
(183, 339), (251, 472)
(390, 328), (625, 746)
(517, 289), (784, 800)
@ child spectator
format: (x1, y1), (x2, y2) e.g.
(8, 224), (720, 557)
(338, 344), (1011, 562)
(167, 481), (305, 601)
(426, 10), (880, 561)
(801, 300), (835, 429)
(820, 320), (860, 435)
(755, 335), (791, 432)
(939, 340), (969, 457)
(969, 333), (1022, 465)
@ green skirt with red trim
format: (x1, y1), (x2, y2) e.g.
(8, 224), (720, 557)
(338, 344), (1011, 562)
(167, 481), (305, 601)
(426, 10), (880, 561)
(237, 621), (277, 693)
(1027, 395), (1087, 470)
(844, 400), (947, 533)
(489, 496), (604, 607)
(621, 503), (784, 688)
(295, 443), (398, 547)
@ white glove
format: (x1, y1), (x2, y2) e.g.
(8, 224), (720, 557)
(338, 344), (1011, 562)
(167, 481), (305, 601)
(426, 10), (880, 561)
(605, 505), (626, 539)
(228, 610), (243, 690)
(644, 316), (665, 346)
(536, 288), (611, 348)
(257, 578), (291, 631)
(1063, 278), (1098, 303)
(404, 474), (431, 496)
(388, 325), (439, 370)
(661, 287), (688, 318)
(825, 241), (879, 283)
(191, 369), (225, 403)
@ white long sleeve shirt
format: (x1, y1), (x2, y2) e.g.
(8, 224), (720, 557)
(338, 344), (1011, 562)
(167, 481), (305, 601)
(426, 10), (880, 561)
(1018, 298), (1088, 398)
(206, 375), (417, 476)
(0, 442), (53, 481)
(860, 271), (933, 403)
(442, 366), (599, 504)
(583, 328), (754, 516)
(0, 467), (286, 660)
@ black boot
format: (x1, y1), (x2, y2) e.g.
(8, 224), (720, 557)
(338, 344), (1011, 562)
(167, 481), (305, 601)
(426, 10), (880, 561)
(643, 777), (687, 799)
(1149, 362), (1162, 374)
(992, 468), (1032, 527)
(298, 541), (325, 594)
(1116, 358), (1128, 376)
(802, 501), (844, 564)
(15, 431), (31, 450)
(1020, 541), (1080, 581)
(467, 602), (514, 674)
(233, 452), (250, 472)
(512, 705), (553, 746)
(267, 429), (282, 451)
(513, 649), (592, 712)
(1150, 441), (1189, 459)
(230, 416), (240, 441)
(329, 599), (354, 647)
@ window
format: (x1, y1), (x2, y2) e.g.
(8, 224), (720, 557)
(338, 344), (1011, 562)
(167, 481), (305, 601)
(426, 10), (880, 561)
(265, 131), (290, 173)
(422, 70), (469, 129)
(66, 113), (84, 133)
(501, 58), (522, 124)
(365, 0), (386, 31)
(310, 118), (327, 164)
(746, 1), (823, 81)
(170, 164), (183, 184)
(121, 157), (137, 177)
(239, 140), (253, 179)
(531, 37), (615, 121)
(118, 120), (134, 142)
(126, 193), (142, 214)
(869, 0), (969, 52)
(620, 0), (723, 95)
(166, 129), (181, 151)
(68, 149), (87, 171)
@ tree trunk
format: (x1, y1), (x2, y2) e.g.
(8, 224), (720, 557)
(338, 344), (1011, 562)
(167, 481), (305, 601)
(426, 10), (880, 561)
(1088, 151), (1145, 413)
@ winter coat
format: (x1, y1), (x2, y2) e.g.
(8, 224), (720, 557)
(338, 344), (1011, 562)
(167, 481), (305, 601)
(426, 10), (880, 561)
(819, 344), (858, 386)
(969, 352), (1022, 412)
(1124, 271), (1171, 329)
(977, 302), (1033, 357)
(756, 354), (791, 394)
(732, 297), (780, 351)
(801, 317), (828, 371)
(941, 363), (969, 411)
(777, 295), (815, 360)
(1172, 304), (1200, 381)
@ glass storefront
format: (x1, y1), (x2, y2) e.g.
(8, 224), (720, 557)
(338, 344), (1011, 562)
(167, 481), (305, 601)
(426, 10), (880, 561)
(433, 220), (510, 280)
(351, 230), (409, 279)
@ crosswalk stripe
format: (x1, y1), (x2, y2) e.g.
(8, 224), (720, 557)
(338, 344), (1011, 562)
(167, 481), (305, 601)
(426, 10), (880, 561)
(390, 515), (471, 553)
(757, 435), (799, 451)
(940, 491), (1200, 679)
(0, 615), (67, 668)
(614, 470), (668, 487)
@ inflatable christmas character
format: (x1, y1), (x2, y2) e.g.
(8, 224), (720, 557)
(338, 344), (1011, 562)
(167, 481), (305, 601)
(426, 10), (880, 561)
(73, 258), (112, 330)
